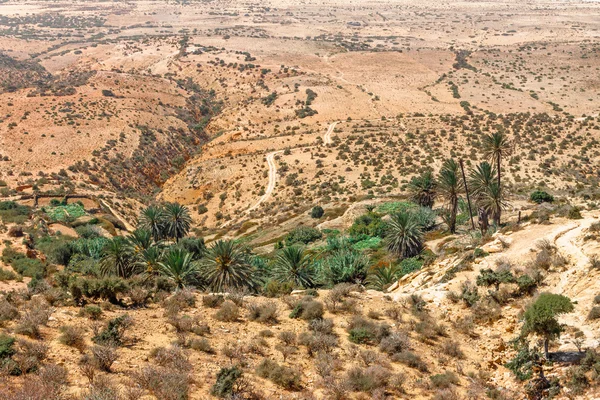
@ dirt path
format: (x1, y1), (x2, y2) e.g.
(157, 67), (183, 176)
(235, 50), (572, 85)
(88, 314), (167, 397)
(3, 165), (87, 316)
(323, 121), (338, 145)
(247, 150), (284, 213)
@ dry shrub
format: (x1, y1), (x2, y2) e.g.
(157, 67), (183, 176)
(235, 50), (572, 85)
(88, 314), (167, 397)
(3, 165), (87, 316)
(135, 364), (192, 400)
(8, 226), (23, 238)
(91, 344), (118, 372)
(189, 338), (214, 354)
(391, 351), (429, 372)
(430, 371), (460, 389)
(359, 349), (379, 366)
(59, 325), (86, 352)
(384, 306), (404, 322)
(14, 339), (48, 374)
(221, 342), (245, 365)
(434, 388), (461, 400)
(588, 306), (600, 320)
(453, 316), (479, 339)
(309, 318), (334, 335)
(440, 340), (465, 359)
(472, 298), (502, 324)
(290, 298), (324, 321)
(0, 364), (67, 400)
(246, 337), (269, 356)
(276, 343), (297, 362)
(162, 289), (196, 316)
(256, 358), (302, 390)
(15, 297), (52, 339)
(150, 345), (192, 371)
(347, 315), (391, 345)
(379, 331), (411, 355)
(202, 294), (224, 308)
(128, 287), (150, 307)
(279, 331), (297, 346)
(247, 301), (278, 324)
(314, 351), (341, 378)
(0, 298), (19, 325)
(215, 300), (240, 322)
(298, 331), (338, 356)
(345, 365), (391, 393)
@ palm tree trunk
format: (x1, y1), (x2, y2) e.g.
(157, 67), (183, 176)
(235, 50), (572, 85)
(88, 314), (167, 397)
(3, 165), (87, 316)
(459, 159), (475, 230)
(544, 338), (549, 360)
(496, 156), (502, 225)
(450, 195), (458, 234)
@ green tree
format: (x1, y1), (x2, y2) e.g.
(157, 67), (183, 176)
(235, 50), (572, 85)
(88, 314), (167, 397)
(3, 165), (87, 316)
(127, 229), (153, 255)
(162, 203), (192, 242)
(272, 246), (316, 288)
(201, 240), (260, 292)
(310, 206), (324, 219)
(137, 245), (163, 279)
(482, 132), (511, 224)
(522, 293), (574, 359)
(100, 237), (137, 278)
(438, 159), (463, 233)
(407, 171), (436, 208)
(469, 162), (504, 229)
(476, 268), (515, 291)
(158, 248), (198, 289)
(386, 212), (423, 259)
(138, 205), (165, 242)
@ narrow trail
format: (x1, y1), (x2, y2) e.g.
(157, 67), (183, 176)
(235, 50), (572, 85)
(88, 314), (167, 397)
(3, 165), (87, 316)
(323, 121), (338, 145)
(246, 150), (284, 213)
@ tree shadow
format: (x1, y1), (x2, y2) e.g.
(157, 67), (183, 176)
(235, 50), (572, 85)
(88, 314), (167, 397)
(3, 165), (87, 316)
(550, 351), (585, 364)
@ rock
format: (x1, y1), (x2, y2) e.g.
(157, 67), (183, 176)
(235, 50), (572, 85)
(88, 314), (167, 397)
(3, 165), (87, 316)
(290, 290), (306, 296)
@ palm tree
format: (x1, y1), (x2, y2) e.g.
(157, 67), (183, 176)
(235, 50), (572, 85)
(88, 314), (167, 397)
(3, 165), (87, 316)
(366, 265), (401, 291)
(323, 248), (370, 285)
(470, 162), (505, 228)
(100, 237), (137, 278)
(438, 159), (463, 233)
(386, 212), (423, 259)
(201, 240), (259, 292)
(482, 132), (511, 224)
(163, 203), (192, 242)
(407, 171), (437, 208)
(138, 205), (165, 242)
(272, 246), (316, 288)
(158, 248), (198, 289)
(127, 229), (153, 255)
(137, 245), (163, 279)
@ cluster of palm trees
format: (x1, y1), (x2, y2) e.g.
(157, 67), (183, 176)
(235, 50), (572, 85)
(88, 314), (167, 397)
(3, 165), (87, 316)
(406, 131), (512, 236)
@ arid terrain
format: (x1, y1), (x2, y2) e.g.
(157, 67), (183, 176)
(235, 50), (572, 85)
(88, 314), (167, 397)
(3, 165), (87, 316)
(1, 0), (600, 399)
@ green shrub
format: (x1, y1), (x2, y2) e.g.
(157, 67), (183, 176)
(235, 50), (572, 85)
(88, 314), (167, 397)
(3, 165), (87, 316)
(285, 226), (322, 245)
(345, 365), (390, 392)
(530, 190), (554, 204)
(0, 334), (16, 359)
(289, 298), (324, 321)
(568, 207), (583, 220)
(310, 206), (324, 219)
(79, 305), (103, 320)
(398, 257), (422, 276)
(430, 371), (459, 389)
(211, 366), (243, 397)
(347, 315), (390, 345)
(391, 350), (428, 372)
(1, 247), (46, 278)
(92, 314), (133, 346)
(588, 306), (600, 320)
(0, 202), (31, 224)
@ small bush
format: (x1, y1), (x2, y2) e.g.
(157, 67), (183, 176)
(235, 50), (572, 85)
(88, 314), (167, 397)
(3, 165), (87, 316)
(59, 325), (86, 352)
(92, 314), (133, 346)
(430, 371), (460, 389)
(289, 298), (324, 321)
(588, 306), (600, 320)
(568, 206), (583, 220)
(256, 358), (302, 390)
(202, 294), (224, 308)
(247, 302), (278, 324)
(530, 190), (554, 204)
(285, 226), (322, 245)
(345, 365), (390, 393)
(91, 344), (118, 372)
(347, 315), (390, 345)
(310, 206), (324, 219)
(440, 340), (465, 359)
(391, 350), (428, 372)
(379, 332), (411, 355)
(0, 298), (19, 324)
(211, 366), (242, 398)
(150, 345), (191, 371)
(215, 301), (240, 322)
(15, 298), (52, 339)
(79, 305), (103, 320)
(298, 331), (338, 356)
(134, 364), (190, 400)
(190, 338), (214, 354)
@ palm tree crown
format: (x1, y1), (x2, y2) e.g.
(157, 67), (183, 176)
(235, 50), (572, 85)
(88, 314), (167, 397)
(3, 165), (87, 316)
(201, 240), (259, 292)
(163, 203), (192, 242)
(158, 248), (198, 289)
(407, 171), (437, 208)
(138, 205), (165, 242)
(438, 159), (463, 233)
(272, 246), (316, 288)
(386, 212), (423, 259)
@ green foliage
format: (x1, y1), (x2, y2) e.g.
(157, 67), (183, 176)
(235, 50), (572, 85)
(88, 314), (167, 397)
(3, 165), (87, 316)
(0, 201), (31, 224)
(522, 293), (574, 357)
(386, 212), (423, 259)
(407, 171), (436, 208)
(321, 249), (370, 285)
(0, 334), (16, 359)
(310, 206), (324, 219)
(505, 340), (542, 381)
(44, 203), (86, 222)
(366, 265), (400, 290)
(201, 240), (260, 292)
(352, 236), (382, 251)
(271, 246), (316, 289)
(398, 257), (423, 276)
(348, 213), (386, 238)
(285, 226), (322, 246)
(162, 202), (192, 242)
(289, 298), (323, 321)
(211, 366), (243, 397)
(1, 247), (45, 278)
(92, 314), (132, 346)
(158, 248), (199, 289)
(71, 276), (129, 305)
(530, 190), (554, 204)
(100, 237), (137, 278)
(476, 268), (515, 291)
(568, 206), (583, 220)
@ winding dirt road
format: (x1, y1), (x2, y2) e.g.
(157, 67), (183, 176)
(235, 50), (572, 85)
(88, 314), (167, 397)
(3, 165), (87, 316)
(247, 150), (284, 213)
(323, 121), (338, 145)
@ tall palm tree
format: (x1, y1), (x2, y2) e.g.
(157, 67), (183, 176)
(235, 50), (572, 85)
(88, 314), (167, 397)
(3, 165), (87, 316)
(386, 212), (423, 259)
(201, 240), (259, 292)
(482, 132), (511, 224)
(138, 205), (165, 242)
(469, 162), (504, 228)
(438, 159), (463, 233)
(100, 237), (137, 278)
(272, 246), (316, 289)
(158, 248), (198, 289)
(407, 171), (437, 208)
(163, 203), (192, 242)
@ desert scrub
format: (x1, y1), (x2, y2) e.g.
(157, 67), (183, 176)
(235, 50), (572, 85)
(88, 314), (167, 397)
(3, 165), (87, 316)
(247, 301), (278, 324)
(289, 297), (324, 321)
(214, 300), (240, 322)
(256, 358), (302, 390)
